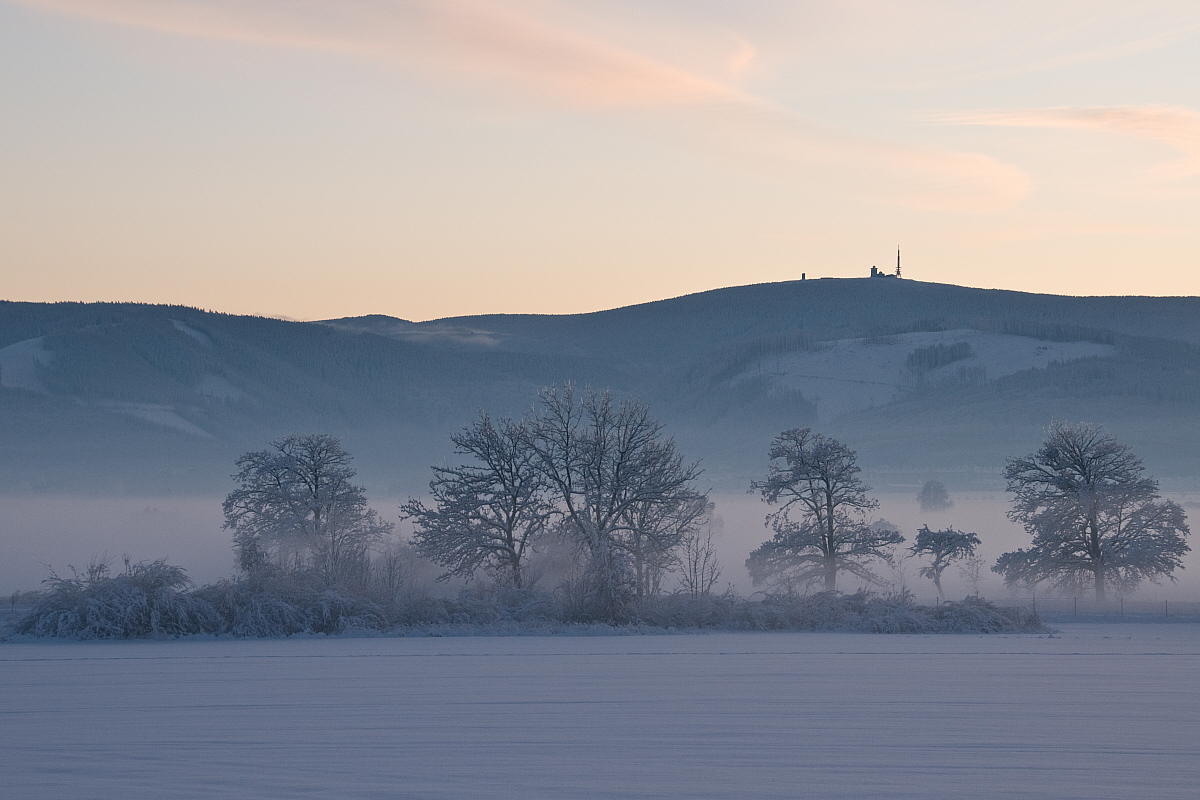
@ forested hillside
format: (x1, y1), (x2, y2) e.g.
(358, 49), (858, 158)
(3, 278), (1199, 493)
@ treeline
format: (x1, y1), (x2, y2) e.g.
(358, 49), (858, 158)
(11, 384), (1190, 639)
(222, 387), (717, 621)
(899, 342), (986, 392)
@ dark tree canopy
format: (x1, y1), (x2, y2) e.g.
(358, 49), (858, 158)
(222, 434), (392, 584)
(748, 428), (902, 593)
(910, 525), (980, 599)
(402, 414), (552, 588)
(995, 422), (1189, 599)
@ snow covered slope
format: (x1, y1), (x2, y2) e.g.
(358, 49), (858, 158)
(735, 329), (1114, 420)
(1, 279), (1198, 492)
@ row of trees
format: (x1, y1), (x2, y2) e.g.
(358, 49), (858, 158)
(746, 422), (1190, 600)
(401, 386), (713, 616)
(220, 388), (1190, 612)
(223, 386), (717, 618)
(744, 428), (981, 598)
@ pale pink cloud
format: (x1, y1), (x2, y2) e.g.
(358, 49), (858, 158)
(17, 0), (736, 108)
(725, 36), (757, 78)
(14, 0), (1029, 210)
(940, 106), (1200, 178)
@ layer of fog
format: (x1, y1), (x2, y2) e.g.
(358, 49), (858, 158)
(5, 491), (1198, 601)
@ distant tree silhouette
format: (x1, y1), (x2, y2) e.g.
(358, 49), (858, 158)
(223, 434), (392, 585)
(911, 525), (980, 600)
(917, 480), (953, 512)
(522, 385), (706, 617)
(995, 422), (1189, 599)
(402, 414), (553, 588)
(748, 429), (902, 592)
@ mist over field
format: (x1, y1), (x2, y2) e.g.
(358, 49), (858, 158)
(7, 490), (1199, 602)
(4, 278), (1200, 602)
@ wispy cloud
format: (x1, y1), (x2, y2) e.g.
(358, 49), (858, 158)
(939, 106), (1200, 178)
(15, 0), (1029, 209)
(15, 0), (742, 107)
(724, 36), (757, 78)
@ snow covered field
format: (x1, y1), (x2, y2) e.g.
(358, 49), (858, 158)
(3, 625), (1198, 799)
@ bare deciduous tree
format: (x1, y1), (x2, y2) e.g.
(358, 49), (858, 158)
(957, 554), (985, 597)
(995, 422), (1190, 599)
(910, 525), (980, 600)
(402, 414), (553, 588)
(748, 428), (903, 593)
(523, 385), (705, 616)
(617, 495), (710, 599)
(678, 512), (723, 599)
(223, 434), (392, 585)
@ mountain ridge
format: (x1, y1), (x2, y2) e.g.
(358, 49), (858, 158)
(3, 279), (1198, 494)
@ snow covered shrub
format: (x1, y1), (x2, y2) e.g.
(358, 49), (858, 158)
(631, 593), (738, 628)
(311, 589), (387, 633)
(555, 569), (639, 623)
(192, 579), (311, 637)
(454, 585), (559, 624)
(385, 595), (456, 626)
(16, 559), (220, 639)
(926, 596), (1042, 633)
(857, 594), (931, 633)
(192, 578), (388, 636)
(628, 591), (1044, 634)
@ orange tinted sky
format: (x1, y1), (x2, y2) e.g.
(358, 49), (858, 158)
(2, 1), (1198, 320)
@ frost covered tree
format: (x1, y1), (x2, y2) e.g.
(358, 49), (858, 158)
(748, 429), (903, 592)
(995, 422), (1190, 599)
(678, 514), (723, 598)
(917, 480), (953, 512)
(523, 385), (705, 616)
(617, 495), (710, 598)
(910, 525), (980, 600)
(223, 434), (392, 584)
(402, 414), (553, 588)
(957, 554), (985, 597)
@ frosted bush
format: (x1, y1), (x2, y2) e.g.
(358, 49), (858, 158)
(630, 591), (1042, 634)
(14, 557), (1042, 638)
(312, 590), (387, 633)
(193, 580), (310, 638)
(16, 559), (220, 639)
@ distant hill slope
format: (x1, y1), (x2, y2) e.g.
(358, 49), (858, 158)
(3, 279), (1199, 494)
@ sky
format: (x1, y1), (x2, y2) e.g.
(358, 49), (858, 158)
(2, 1), (1198, 321)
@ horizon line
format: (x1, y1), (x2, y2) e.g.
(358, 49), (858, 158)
(4, 276), (1199, 324)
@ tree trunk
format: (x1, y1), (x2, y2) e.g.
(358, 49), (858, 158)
(587, 535), (622, 618)
(1093, 567), (1106, 601)
(933, 574), (944, 601)
(510, 556), (523, 589)
(823, 496), (838, 593)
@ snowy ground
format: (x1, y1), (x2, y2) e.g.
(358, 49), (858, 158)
(2, 625), (1198, 799)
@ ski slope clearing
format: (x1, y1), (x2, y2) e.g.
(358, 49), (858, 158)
(2, 625), (1197, 799)
(740, 329), (1114, 419)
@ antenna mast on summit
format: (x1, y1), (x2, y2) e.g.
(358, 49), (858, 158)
(896, 246), (901, 278)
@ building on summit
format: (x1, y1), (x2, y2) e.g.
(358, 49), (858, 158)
(870, 248), (903, 279)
